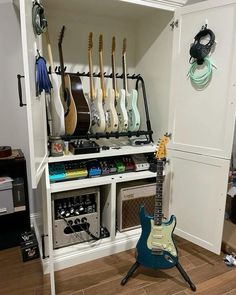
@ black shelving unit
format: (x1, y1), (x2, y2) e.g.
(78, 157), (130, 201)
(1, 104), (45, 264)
(0, 150), (31, 250)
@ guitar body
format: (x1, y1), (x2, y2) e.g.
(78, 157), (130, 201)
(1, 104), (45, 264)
(62, 74), (77, 135)
(126, 89), (140, 132)
(50, 73), (65, 136)
(90, 88), (106, 133)
(116, 89), (128, 132)
(136, 206), (178, 269)
(70, 75), (91, 136)
(104, 88), (119, 132)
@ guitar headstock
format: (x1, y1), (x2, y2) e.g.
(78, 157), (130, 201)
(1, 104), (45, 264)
(58, 25), (65, 47)
(122, 38), (127, 55)
(88, 32), (93, 51)
(99, 34), (103, 53)
(155, 134), (170, 160)
(112, 36), (116, 55)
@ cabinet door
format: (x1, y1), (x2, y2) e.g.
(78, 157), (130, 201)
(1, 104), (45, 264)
(166, 149), (229, 254)
(19, 0), (48, 188)
(168, 0), (236, 159)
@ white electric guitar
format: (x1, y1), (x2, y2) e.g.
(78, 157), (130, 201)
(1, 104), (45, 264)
(122, 38), (140, 132)
(45, 31), (65, 137)
(88, 32), (106, 133)
(99, 34), (119, 133)
(112, 37), (128, 132)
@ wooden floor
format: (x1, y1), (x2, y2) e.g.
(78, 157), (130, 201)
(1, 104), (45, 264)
(0, 237), (236, 295)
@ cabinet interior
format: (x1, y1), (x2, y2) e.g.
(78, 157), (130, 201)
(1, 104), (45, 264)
(42, 0), (174, 142)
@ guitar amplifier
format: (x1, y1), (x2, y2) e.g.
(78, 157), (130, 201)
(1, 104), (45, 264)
(52, 187), (100, 249)
(116, 181), (156, 232)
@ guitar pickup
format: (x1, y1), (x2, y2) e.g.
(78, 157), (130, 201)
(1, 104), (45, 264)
(151, 249), (163, 256)
(153, 234), (163, 239)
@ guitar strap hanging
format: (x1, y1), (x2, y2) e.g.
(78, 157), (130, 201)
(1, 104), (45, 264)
(189, 26), (215, 65)
(32, 1), (48, 35)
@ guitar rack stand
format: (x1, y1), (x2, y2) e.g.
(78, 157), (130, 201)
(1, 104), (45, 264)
(55, 67), (153, 142)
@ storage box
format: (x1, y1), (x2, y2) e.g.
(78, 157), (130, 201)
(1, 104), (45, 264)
(0, 178), (14, 215)
(20, 231), (39, 262)
(222, 219), (236, 254)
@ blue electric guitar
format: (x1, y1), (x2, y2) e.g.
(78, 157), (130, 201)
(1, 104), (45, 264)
(136, 135), (178, 269)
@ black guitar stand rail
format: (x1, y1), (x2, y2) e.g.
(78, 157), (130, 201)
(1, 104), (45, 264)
(121, 260), (196, 292)
(54, 67), (154, 142)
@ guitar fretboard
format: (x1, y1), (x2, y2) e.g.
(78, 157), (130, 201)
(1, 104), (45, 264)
(154, 160), (164, 226)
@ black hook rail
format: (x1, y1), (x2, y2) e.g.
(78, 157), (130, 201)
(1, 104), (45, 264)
(62, 130), (153, 141)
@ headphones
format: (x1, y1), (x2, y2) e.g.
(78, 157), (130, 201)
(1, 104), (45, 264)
(32, 1), (48, 35)
(189, 27), (215, 65)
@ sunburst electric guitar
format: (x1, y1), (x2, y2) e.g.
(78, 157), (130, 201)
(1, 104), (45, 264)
(122, 38), (140, 132)
(111, 36), (128, 132)
(98, 34), (119, 133)
(88, 32), (106, 133)
(136, 135), (178, 269)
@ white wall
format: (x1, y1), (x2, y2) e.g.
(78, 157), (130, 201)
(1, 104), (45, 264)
(0, 1), (33, 214)
(186, 0), (206, 4)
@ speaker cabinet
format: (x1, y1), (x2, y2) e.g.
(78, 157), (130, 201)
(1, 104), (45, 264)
(116, 181), (156, 232)
(52, 187), (100, 249)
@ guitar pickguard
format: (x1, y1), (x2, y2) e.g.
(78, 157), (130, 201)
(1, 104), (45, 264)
(147, 220), (177, 257)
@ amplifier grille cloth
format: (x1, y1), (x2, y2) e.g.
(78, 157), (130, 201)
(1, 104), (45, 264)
(122, 196), (155, 230)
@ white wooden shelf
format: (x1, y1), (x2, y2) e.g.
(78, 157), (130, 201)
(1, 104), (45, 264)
(50, 170), (156, 193)
(48, 144), (156, 163)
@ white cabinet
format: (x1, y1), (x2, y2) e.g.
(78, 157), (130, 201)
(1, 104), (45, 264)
(15, 0), (236, 293)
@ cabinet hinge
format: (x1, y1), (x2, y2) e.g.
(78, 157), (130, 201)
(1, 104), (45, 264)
(170, 20), (179, 30)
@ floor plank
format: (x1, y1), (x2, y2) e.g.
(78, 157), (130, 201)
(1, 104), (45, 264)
(0, 237), (235, 294)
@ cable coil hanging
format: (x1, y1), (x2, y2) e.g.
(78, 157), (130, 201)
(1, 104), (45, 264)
(188, 57), (215, 88)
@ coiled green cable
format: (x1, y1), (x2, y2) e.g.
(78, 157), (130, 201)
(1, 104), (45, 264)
(188, 57), (214, 88)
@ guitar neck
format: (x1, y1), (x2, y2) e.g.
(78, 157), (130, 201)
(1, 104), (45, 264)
(111, 53), (118, 96)
(154, 160), (164, 226)
(58, 42), (66, 94)
(99, 51), (106, 99)
(122, 53), (128, 93)
(45, 31), (55, 71)
(88, 50), (95, 100)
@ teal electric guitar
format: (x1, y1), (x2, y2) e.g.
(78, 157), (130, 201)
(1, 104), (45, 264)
(136, 135), (178, 269)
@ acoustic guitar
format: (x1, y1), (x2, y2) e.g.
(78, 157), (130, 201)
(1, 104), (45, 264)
(122, 38), (140, 132)
(88, 32), (106, 133)
(112, 36), (128, 132)
(45, 30), (65, 137)
(136, 134), (178, 269)
(58, 26), (77, 135)
(98, 34), (119, 133)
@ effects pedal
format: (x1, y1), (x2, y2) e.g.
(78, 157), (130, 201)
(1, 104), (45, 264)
(49, 163), (66, 182)
(122, 156), (135, 172)
(69, 140), (100, 155)
(87, 160), (102, 177)
(131, 154), (150, 171)
(114, 158), (125, 173)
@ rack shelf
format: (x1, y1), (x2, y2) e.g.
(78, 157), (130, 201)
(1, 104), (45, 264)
(48, 143), (156, 163)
